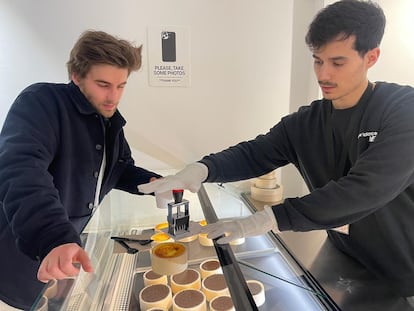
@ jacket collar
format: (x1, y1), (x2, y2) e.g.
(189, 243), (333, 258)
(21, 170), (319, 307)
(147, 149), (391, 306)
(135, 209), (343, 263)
(68, 81), (126, 128)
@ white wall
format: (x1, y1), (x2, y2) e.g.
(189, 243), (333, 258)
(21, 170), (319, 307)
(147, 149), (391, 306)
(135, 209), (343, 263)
(1, 0), (413, 198)
(0, 0), (293, 171)
(369, 0), (414, 85)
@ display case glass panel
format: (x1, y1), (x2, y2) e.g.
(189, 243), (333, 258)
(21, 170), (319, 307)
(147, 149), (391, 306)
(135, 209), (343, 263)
(30, 183), (338, 311)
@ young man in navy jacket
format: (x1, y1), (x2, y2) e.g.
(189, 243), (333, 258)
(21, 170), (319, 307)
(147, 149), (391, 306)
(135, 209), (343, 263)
(0, 31), (161, 310)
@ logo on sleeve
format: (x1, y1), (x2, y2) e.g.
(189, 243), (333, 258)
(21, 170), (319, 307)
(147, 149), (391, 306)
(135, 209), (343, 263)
(357, 131), (378, 142)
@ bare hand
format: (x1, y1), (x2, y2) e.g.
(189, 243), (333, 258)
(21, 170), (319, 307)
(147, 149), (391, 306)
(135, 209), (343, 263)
(37, 243), (93, 283)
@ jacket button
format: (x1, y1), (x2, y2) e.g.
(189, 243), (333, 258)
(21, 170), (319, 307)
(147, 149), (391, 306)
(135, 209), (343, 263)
(93, 171), (99, 178)
(88, 203), (94, 209)
(95, 144), (102, 150)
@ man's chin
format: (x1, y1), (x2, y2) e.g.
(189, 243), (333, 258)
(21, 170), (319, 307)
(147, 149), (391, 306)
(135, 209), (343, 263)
(100, 110), (116, 118)
(322, 92), (336, 101)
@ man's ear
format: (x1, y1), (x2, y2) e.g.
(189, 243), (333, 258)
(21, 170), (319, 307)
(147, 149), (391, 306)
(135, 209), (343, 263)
(366, 47), (380, 69)
(71, 73), (80, 85)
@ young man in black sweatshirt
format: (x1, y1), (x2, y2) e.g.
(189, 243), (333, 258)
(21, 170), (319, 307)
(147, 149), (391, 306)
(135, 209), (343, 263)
(139, 0), (414, 303)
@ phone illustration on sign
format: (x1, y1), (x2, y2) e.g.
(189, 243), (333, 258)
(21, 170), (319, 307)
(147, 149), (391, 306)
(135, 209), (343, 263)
(161, 31), (176, 62)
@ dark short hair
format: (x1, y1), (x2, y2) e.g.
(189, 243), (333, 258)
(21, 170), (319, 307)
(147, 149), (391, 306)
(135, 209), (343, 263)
(305, 0), (386, 56)
(67, 30), (142, 79)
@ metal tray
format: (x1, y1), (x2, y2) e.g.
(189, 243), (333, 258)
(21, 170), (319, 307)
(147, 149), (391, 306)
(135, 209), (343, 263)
(128, 235), (326, 311)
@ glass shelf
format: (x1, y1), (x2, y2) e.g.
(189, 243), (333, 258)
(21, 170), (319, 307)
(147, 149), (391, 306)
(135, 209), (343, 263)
(30, 182), (339, 311)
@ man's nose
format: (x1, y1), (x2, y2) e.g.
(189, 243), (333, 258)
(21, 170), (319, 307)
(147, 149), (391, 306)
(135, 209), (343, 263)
(316, 64), (331, 81)
(107, 88), (122, 102)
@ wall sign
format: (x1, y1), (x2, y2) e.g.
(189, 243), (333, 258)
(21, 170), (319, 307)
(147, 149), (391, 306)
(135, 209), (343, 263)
(147, 26), (190, 87)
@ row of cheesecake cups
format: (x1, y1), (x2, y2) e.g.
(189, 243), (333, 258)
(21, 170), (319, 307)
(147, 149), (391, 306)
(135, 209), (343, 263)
(150, 220), (245, 247)
(140, 257), (265, 311)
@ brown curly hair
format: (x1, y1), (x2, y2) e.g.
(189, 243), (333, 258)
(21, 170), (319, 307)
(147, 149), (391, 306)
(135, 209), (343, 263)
(67, 30), (142, 80)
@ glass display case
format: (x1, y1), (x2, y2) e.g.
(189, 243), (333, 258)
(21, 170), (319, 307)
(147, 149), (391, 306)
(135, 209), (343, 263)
(30, 182), (339, 311)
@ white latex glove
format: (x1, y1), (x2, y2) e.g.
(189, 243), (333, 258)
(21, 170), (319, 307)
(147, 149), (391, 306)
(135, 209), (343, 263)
(138, 162), (208, 194)
(203, 206), (280, 244)
(155, 191), (173, 209)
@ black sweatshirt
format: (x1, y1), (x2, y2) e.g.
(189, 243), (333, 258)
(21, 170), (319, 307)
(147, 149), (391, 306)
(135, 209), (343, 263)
(200, 82), (414, 297)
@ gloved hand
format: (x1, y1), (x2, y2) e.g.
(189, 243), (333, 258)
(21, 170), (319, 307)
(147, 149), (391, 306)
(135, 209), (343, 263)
(202, 206), (280, 244)
(155, 191), (173, 209)
(138, 162), (208, 194)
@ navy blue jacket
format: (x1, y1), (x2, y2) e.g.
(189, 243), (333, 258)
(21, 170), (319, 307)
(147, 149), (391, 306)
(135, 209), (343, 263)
(0, 82), (160, 309)
(201, 82), (414, 297)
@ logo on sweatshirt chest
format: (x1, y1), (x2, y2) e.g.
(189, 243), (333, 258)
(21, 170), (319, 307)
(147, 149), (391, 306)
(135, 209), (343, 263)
(357, 131), (378, 143)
